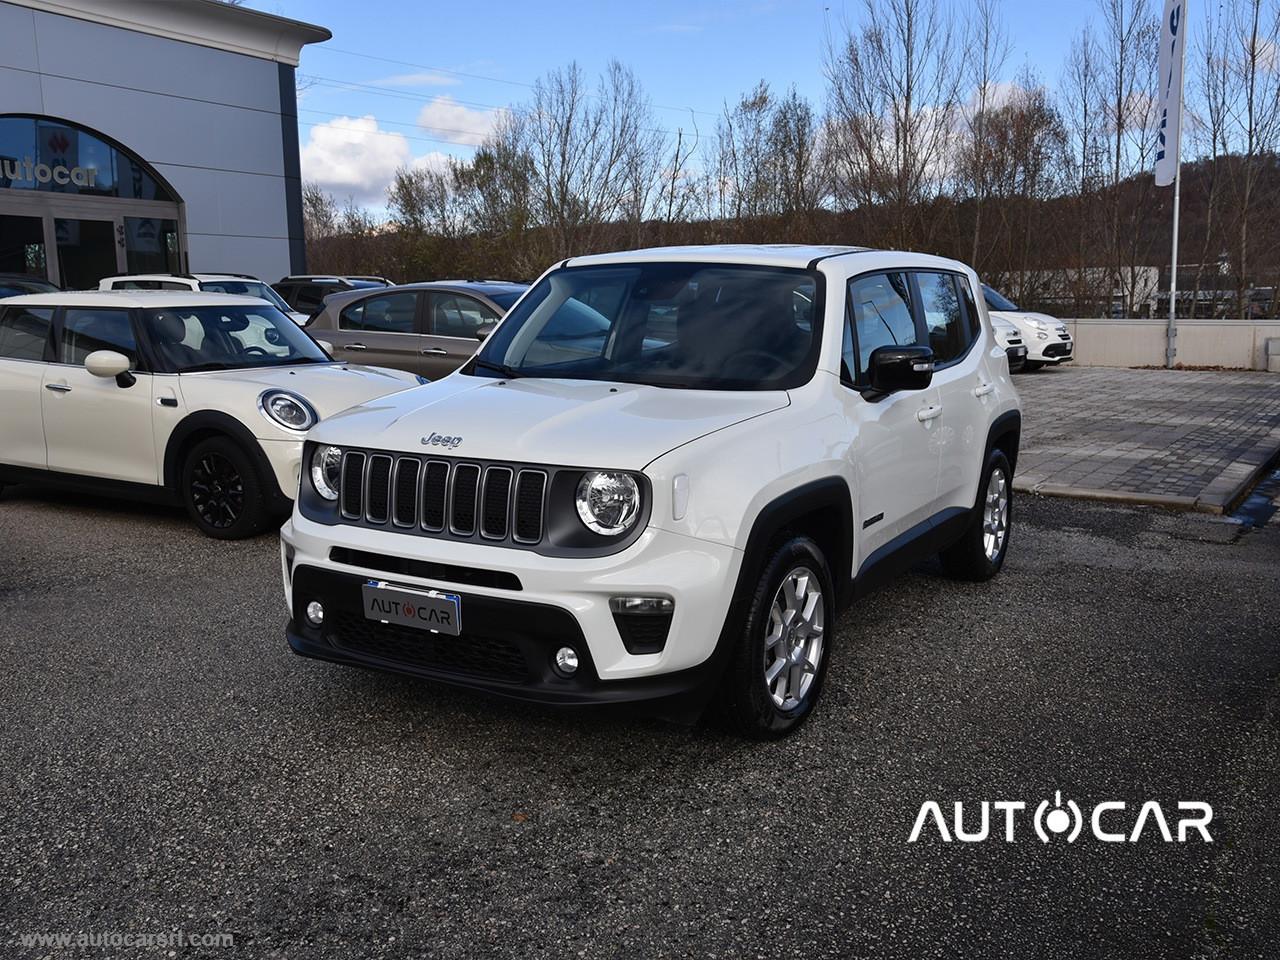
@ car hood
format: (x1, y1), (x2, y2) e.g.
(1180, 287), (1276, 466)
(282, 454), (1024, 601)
(309, 374), (791, 470)
(989, 310), (1068, 332)
(176, 363), (422, 436)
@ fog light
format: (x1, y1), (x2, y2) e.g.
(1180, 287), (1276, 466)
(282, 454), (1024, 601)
(305, 600), (325, 626)
(553, 646), (579, 676)
(609, 596), (674, 615)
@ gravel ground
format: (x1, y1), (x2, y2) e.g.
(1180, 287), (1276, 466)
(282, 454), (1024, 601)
(0, 487), (1277, 959)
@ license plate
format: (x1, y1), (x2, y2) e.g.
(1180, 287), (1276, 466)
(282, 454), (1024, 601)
(361, 580), (461, 636)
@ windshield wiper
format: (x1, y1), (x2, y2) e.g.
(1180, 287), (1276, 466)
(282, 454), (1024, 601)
(471, 358), (523, 379)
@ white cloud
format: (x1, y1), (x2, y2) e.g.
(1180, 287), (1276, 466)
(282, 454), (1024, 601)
(416, 96), (504, 146)
(411, 151), (454, 174)
(373, 71), (462, 88)
(299, 115), (410, 204)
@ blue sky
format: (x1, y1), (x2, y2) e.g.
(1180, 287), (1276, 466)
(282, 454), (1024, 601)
(253, 0), (1105, 207)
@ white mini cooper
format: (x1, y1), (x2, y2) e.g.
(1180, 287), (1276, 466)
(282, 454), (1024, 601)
(0, 291), (421, 538)
(282, 246), (1021, 737)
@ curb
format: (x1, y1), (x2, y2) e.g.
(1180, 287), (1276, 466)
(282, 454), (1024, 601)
(1012, 478), (1199, 511)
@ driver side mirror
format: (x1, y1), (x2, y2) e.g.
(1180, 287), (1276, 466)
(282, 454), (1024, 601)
(866, 345), (933, 400)
(474, 323), (497, 342)
(84, 350), (136, 388)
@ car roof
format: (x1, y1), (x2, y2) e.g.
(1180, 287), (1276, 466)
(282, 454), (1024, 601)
(318, 280), (528, 309)
(3, 290), (274, 309)
(563, 244), (872, 269)
(101, 274), (196, 284)
(562, 244), (977, 275)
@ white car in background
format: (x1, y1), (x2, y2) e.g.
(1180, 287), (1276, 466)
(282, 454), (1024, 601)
(990, 316), (1028, 373)
(0, 291), (421, 539)
(982, 285), (1073, 370)
(100, 273), (310, 326)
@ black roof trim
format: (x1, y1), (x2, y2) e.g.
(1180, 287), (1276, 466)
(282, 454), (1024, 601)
(806, 248), (876, 270)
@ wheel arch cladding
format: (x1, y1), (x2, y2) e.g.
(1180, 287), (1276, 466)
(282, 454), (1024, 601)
(741, 477), (854, 613)
(163, 411), (287, 504)
(985, 410), (1021, 475)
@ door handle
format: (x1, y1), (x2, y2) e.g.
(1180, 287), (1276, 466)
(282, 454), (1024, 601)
(973, 382), (995, 397)
(916, 404), (942, 422)
(421, 348), (448, 356)
(45, 383), (72, 393)
(346, 343), (367, 351)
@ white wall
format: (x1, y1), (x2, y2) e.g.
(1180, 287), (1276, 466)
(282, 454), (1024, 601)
(1063, 318), (1280, 371)
(0, 1), (296, 281)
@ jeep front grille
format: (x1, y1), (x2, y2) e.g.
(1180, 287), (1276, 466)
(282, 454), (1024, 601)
(339, 451), (547, 547)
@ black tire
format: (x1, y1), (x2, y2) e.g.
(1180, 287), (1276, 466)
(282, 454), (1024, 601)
(1023, 360), (1045, 371)
(939, 449), (1012, 582)
(715, 536), (835, 740)
(181, 436), (271, 540)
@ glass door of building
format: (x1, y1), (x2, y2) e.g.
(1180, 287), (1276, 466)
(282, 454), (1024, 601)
(0, 213), (48, 278)
(53, 216), (121, 290)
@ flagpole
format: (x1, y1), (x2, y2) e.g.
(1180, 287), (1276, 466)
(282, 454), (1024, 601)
(1165, 3), (1187, 369)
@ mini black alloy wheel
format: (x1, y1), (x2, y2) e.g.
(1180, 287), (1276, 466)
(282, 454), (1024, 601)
(181, 436), (273, 540)
(190, 452), (245, 529)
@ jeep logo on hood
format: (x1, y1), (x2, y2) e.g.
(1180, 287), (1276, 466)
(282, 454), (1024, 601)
(421, 432), (463, 449)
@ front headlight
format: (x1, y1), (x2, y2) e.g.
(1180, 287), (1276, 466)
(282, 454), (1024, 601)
(310, 444), (342, 501)
(259, 390), (317, 431)
(575, 471), (641, 536)
(1032, 319), (1048, 330)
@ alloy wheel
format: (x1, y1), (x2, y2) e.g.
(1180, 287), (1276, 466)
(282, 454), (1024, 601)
(190, 453), (245, 529)
(983, 467), (1009, 561)
(762, 566), (825, 710)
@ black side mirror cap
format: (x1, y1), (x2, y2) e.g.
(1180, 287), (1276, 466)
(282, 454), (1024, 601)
(474, 324), (497, 342)
(866, 345), (934, 400)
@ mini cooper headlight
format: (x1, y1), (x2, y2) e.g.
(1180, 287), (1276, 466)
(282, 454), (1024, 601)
(311, 444), (343, 501)
(260, 390), (317, 432)
(575, 471), (641, 536)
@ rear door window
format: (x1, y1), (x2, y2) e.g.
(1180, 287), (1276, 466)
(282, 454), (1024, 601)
(916, 272), (970, 365)
(429, 293), (500, 338)
(340, 292), (419, 333)
(0, 306), (54, 361)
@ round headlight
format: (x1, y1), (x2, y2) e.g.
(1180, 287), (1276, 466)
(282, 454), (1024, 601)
(575, 471), (641, 536)
(311, 444), (343, 501)
(260, 390), (317, 431)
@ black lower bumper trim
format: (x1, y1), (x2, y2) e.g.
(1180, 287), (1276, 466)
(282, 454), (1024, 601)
(286, 565), (719, 719)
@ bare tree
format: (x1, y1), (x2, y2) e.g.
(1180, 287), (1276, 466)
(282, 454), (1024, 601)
(960, 0), (1012, 267)
(825, 0), (962, 249)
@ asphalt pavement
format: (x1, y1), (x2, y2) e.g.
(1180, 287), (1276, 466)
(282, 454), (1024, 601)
(0, 486), (1277, 959)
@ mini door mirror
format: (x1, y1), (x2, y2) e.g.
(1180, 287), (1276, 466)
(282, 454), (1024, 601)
(84, 350), (135, 387)
(474, 323), (497, 342)
(866, 345), (934, 398)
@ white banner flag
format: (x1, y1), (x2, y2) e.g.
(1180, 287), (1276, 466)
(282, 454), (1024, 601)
(1154, 0), (1186, 187)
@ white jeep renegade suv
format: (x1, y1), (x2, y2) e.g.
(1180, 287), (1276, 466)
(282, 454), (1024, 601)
(282, 246), (1021, 737)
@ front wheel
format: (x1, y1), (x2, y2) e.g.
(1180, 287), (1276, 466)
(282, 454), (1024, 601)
(715, 536), (834, 739)
(939, 449), (1012, 581)
(181, 436), (271, 540)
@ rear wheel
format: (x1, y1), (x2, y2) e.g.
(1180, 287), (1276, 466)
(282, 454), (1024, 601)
(939, 449), (1012, 582)
(181, 436), (271, 540)
(715, 536), (833, 739)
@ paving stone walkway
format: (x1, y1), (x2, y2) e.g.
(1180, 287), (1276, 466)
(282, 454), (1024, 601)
(1012, 366), (1280, 512)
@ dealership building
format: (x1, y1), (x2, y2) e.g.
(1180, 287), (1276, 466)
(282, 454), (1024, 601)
(0, 0), (329, 289)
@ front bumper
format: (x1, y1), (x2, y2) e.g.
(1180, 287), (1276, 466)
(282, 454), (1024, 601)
(1005, 344), (1028, 371)
(258, 438), (303, 503)
(280, 513), (743, 708)
(1027, 335), (1074, 363)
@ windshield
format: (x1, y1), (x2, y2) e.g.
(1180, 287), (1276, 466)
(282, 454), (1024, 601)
(142, 305), (329, 372)
(469, 263), (822, 390)
(983, 285), (1020, 312)
(199, 280), (293, 313)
